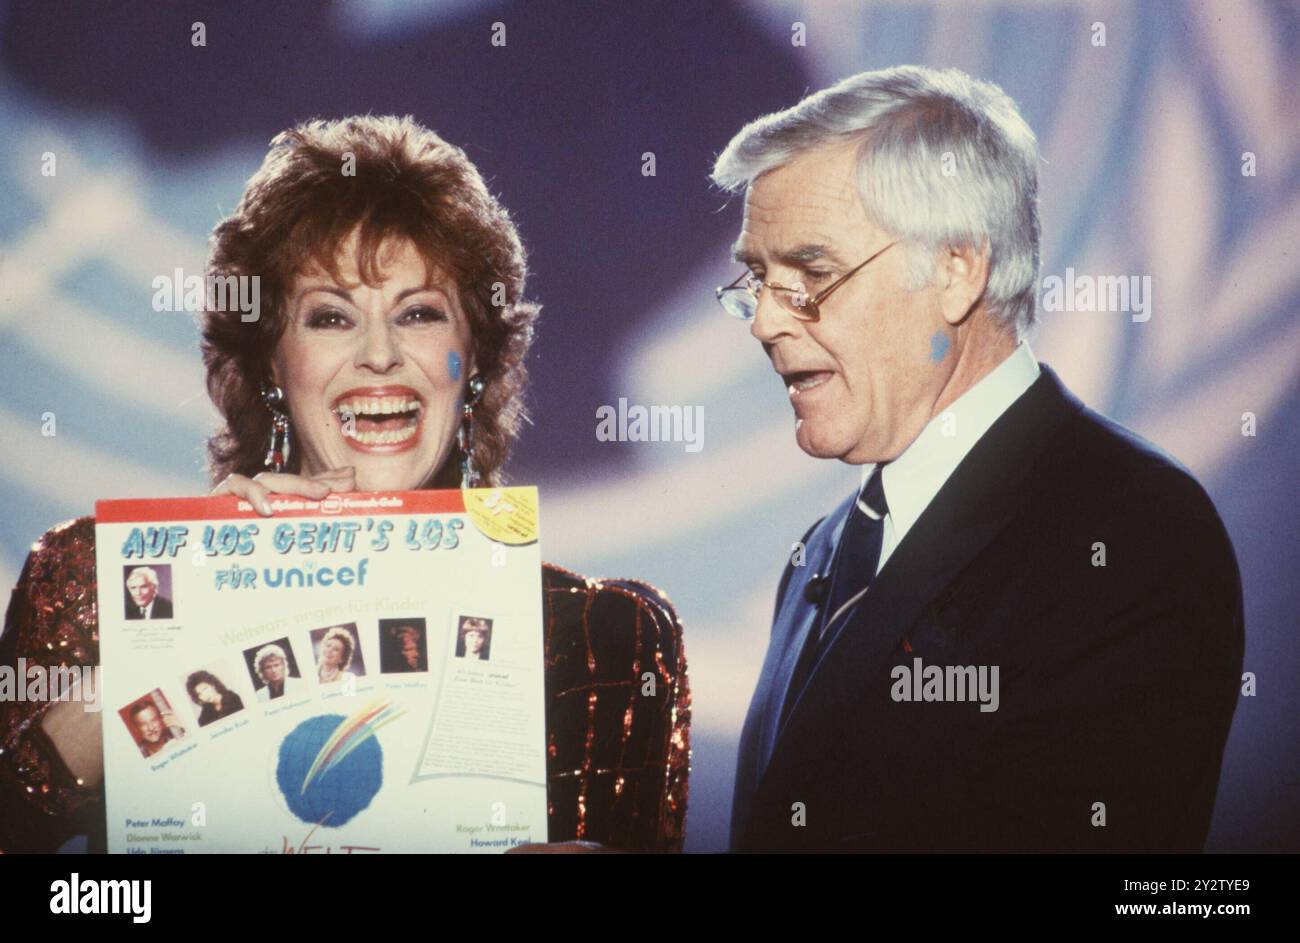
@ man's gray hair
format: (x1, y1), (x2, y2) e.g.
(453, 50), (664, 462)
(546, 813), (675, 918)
(126, 566), (159, 588)
(712, 65), (1041, 335)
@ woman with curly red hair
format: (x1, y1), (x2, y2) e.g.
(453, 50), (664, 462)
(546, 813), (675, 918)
(0, 115), (690, 853)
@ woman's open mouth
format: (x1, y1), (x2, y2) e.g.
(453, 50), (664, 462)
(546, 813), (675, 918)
(332, 385), (424, 453)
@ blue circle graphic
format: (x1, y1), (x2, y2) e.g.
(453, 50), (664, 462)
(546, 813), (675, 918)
(276, 714), (383, 827)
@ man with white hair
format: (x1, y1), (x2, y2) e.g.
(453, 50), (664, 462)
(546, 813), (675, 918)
(253, 643), (303, 702)
(717, 66), (1243, 852)
(124, 566), (173, 620)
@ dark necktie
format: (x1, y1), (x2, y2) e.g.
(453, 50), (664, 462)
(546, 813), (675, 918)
(780, 465), (889, 727)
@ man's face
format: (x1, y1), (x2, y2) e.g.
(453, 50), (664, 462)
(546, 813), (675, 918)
(127, 575), (156, 608)
(736, 143), (954, 464)
(134, 706), (163, 743)
(262, 655), (286, 684)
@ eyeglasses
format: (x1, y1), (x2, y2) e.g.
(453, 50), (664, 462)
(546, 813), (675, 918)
(715, 241), (899, 322)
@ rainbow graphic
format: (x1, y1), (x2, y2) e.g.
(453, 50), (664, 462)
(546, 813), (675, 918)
(300, 699), (406, 795)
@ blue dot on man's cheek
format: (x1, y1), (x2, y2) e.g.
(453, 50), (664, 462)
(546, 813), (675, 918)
(448, 351), (462, 382)
(929, 331), (950, 362)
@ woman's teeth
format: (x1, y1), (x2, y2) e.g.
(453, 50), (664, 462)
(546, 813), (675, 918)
(334, 396), (422, 446)
(343, 422), (417, 445)
(335, 397), (421, 415)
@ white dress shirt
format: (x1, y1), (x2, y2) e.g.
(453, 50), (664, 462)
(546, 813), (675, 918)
(861, 341), (1041, 575)
(256, 675), (304, 703)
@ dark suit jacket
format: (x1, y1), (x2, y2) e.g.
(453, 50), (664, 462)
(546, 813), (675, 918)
(732, 365), (1243, 852)
(125, 595), (172, 620)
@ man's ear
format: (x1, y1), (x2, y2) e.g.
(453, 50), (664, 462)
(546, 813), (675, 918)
(938, 241), (991, 327)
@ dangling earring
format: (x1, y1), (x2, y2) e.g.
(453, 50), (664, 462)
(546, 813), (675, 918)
(261, 383), (291, 472)
(458, 374), (486, 488)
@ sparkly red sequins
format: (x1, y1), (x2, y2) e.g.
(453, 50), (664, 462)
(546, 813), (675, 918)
(542, 566), (691, 851)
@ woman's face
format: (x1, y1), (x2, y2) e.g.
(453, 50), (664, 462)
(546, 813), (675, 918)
(195, 682), (218, 704)
(322, 637), (345, 668)
(273, 231), (476, 492)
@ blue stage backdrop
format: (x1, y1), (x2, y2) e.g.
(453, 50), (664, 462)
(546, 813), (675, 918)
(1, 0), (1297, 852)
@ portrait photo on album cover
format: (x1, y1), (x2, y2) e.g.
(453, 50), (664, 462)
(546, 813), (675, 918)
(182, 662), (248, 728)
(310, 622), (365, 686)
(454, 616), (493, 662)
(122, 564), (174, 621)
(119, 688), (187, 760)
(244, 638), (304, 703)
(379, 618), (429, 673)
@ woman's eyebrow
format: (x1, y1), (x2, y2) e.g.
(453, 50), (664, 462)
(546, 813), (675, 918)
(299, 285), (354, 303)
(394, 286), (440, 302)
(298, 284), (442, 303)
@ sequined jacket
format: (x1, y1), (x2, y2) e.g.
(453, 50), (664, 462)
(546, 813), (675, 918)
(0, 517), (690, 852)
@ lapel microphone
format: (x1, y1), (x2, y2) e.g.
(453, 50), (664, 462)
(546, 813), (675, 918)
(804, 572), (830, 605)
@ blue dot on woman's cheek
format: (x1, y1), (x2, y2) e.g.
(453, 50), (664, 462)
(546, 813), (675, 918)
(448, 351), (462, 382)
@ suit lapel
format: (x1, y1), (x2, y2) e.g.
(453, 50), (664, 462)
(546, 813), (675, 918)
(741, 366), (1084, 844)
(759, 508), (846, 771)
(730, 504), (844, 844)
